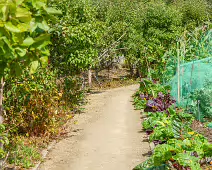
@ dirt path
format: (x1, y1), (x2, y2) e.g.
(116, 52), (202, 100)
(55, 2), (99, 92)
(39, 85), (149, 170)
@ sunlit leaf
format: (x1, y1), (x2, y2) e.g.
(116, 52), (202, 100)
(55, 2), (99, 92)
(39, 56), (48, 66)
(22, 37), (35, 46)
(44, 7), (62, 15)
(5, 22), (20, 32)
(30, 61), (39, 74)
(15, 47), (27, 57)
(2, 5), (9, 21)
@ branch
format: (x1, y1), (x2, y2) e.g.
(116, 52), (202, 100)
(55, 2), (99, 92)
(98, 32), (127, 59)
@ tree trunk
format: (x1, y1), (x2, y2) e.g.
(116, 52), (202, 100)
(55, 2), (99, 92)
(88, 69), (92, 88)
(129, 64), (134, 77)
(136, 67), (141, 78)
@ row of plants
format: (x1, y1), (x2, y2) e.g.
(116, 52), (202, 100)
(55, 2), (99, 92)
(133, 79), (212, 170)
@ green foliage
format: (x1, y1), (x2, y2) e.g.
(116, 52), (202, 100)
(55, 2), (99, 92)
(138, 0), (183, 79)
(139, 79), (170, 98)
(153, 144), (173, 166)
(146, 109), (194, 142)
(4, 68), (59, 135)
(188, 88), (212, 120)
(0, 0), (60, 166)
(134, 81), (211, 169)
(0, 124), (9, 159)
(133, 157), (168, 170)
(4, 67), (84, 136)
(142, 112), (167, 130)
(164, 23), (212, 82)
(0, 0), (211, 168)
(151, 135), (211, 169)
(133, 95), (147, 110)
(172, 153), (201, 170)
(133, 79), (171, 110)
(0, 0), (61, 77)
(7, 137), (41, 168)
(49, 0), (103, 75)
(174, 0), (210, 30)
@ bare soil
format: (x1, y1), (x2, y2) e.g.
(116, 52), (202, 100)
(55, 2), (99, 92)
(39, 85), (149, 170)
(191, 120), (212, 143)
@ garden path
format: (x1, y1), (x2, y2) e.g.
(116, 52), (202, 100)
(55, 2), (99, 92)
(39, 85), (149, 170)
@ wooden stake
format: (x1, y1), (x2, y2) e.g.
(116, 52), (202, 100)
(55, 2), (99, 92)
(177, 46), (181, 103)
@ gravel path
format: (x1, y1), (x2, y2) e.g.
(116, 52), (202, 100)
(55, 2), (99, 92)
(39, 85), (149, 170)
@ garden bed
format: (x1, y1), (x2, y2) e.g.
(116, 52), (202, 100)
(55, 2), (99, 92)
(133, 79), (212, 170)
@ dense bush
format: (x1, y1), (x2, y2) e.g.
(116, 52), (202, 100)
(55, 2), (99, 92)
(189, 88), (212, 120)
(4, 67), (84, 136)
(173, 0), (210, 29)
(49, 0), (104, 75)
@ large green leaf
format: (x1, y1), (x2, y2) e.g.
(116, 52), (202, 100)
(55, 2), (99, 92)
(30, 61), (39, 74)
(5, 22), (20, 32)
(39, 56), (48, 67)
(22, 37), (35, 47)
(34, 34), (50, 43)
(11, 32), (25, 44)
(2, 5), (9, 21)
(31, 34), (50, 49)
(15, 47), (27, 57)
(29, 19), (38, 33)
(44, 7), (62, 15)
(37, 20), (50, 31)
(153, 144), (173, 166)
(16, 7), (32, 22)
(16, 0), (25, 6)
(17, 23), (30, 32)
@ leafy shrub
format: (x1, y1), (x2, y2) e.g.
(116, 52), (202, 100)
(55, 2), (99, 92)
(188, 88), (212, 121)
(174, 0), (210, 29)
(144, 93), (176, 112)
(139, 0), (183, 79)
(49, 0), (103, 75)
(139, 79), (170, 98)
(133, 79), (174, 112)
(7, 137), (41, 168)
(4, 68), (59, 136)
(4, 67), (84, 137)
(0, 124), (9, 159)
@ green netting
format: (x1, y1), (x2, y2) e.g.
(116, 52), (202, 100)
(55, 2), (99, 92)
(167, 28), (212, 121)
(170, 57), (212, 104)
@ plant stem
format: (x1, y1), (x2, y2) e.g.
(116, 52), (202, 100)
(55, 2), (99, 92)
(0, 77), (4, 124)
(0, 77), (4, 168)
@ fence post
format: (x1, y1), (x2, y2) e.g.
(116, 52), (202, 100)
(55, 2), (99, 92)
(177, 44), (181, 104)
